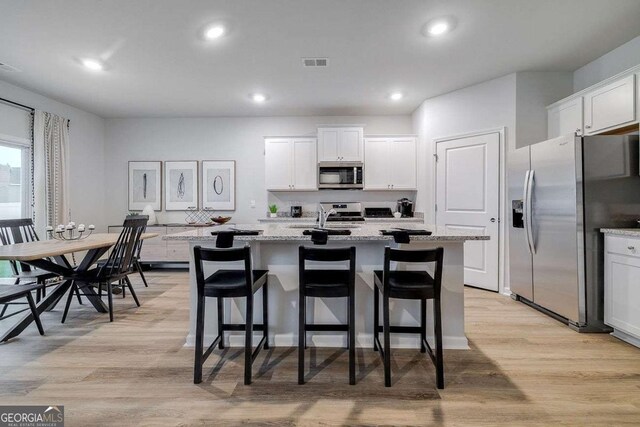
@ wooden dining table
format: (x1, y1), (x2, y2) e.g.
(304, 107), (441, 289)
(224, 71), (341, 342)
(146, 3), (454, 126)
(0, 232), (157, 342)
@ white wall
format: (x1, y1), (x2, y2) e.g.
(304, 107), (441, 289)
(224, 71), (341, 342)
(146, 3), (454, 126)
(0, 80), (107, 230)
(573, 35), (640, 92)
(103, 115), (412, 226)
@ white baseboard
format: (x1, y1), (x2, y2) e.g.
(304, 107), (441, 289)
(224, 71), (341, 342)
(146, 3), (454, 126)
(184, 333), (469, 350)
(611, 329), (640, 349)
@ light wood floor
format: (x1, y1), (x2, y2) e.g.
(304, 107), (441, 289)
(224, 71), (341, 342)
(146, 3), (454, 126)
(1, 271), (639, 426)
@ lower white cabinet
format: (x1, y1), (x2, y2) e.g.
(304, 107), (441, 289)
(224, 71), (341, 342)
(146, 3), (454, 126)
(604, 234), (640, 347)
(265, 137), (317, 191)
(108, 225), (191, 263)
(364, 137), (417, 190)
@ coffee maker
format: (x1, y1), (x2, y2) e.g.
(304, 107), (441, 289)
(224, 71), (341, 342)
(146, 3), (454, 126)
(396, 198), (414, 218)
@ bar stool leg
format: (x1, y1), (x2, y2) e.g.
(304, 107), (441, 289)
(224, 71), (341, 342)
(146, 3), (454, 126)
(349, 290), (356, 385)
(26, 292), (44, 336)
(262, 280), (269, 350)
(434, 296), (444, 389)
(298, 291), (305, 385)
(383, 294), (391, 387)
(420, 299), (427, 353)
(217, 297), (224, 349)
(194, 294), (205, 384)
(373, 285), (379, 351)
(244, 295), (254, 385)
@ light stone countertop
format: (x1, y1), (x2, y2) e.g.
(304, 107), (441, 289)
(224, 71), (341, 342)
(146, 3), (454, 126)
(257, 217), (424, 223)
(163, 222), (489, 242)
(601, 228), (640, 238)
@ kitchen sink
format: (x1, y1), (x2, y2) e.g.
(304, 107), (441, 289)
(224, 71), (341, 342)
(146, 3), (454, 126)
(287, 224), (361, 229)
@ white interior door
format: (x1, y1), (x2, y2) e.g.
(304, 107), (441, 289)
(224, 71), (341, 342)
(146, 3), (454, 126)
(436, 132), (500, 291)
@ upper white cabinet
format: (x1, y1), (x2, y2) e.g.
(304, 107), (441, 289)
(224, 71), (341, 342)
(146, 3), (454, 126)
(584, 74), (636, 135)
(364, 137), (417, 190)
(318, 126), (364, 162)
(547, 97), (583, 139)
(265, 137), (317, 191)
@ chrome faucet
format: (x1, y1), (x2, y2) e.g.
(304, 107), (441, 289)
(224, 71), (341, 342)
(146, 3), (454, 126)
(318, 205), (336, 229)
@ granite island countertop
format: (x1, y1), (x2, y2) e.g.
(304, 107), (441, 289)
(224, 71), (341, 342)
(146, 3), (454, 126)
(163, 222), (489, 242)
(601, 228), (640, 238)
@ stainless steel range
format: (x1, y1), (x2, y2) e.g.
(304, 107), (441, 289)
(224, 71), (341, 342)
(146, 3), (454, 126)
(320, 202), (365, 221)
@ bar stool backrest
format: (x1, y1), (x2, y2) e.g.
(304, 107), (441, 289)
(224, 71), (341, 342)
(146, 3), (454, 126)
(193, 245), (252, 294)
(298, 246), (356, 285)
(384, 246), (444, 294)
(0, 218), (40, 275)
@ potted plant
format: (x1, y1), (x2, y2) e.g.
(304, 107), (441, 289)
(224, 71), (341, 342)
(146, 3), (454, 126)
(268, 204), (278, 218)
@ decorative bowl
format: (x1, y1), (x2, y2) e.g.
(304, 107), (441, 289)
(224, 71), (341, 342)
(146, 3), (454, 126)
(211, 216), (232, 225)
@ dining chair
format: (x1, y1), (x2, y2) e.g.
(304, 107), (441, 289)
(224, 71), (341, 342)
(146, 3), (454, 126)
(0, 279), (45, 337)
(0, 218), (81, 319)
(61, 215), (148, 323)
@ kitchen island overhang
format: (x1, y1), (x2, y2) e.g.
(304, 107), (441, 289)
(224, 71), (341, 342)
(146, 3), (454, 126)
(164, 223), (488, 350)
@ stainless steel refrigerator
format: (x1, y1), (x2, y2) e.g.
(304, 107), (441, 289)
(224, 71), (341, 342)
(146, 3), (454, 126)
(509, 134), (640, 331)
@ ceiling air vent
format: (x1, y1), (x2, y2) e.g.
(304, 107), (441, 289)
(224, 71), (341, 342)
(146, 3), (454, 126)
(302, 57), (328, 67)
(0, 61), (21, 72)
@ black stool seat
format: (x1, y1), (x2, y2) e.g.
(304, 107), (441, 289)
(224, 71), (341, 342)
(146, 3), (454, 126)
(302, 269), (351, 298)
(204, 270), (268, 297)
(373, 270), (436, 299)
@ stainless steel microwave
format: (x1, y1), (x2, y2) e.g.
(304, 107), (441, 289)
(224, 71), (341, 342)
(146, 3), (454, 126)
(318, 162), (364, 189)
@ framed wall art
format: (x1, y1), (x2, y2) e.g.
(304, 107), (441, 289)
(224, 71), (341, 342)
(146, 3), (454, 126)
(164, 161), (198, 211)
(128, 161), (162, 211)
(202, 160), (236, 210)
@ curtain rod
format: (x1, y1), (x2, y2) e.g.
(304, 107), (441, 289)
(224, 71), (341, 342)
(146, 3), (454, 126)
(0, 97), (35, 113)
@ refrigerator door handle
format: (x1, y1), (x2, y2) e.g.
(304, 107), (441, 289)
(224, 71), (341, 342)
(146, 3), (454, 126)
(523, 170), (532, 254)
(526, 169), (536, 254)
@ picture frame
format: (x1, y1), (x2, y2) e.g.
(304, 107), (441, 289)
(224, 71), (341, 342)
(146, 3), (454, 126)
(164, 161), (199, 211)
(128, 161), (162, 211)
(202, 160), (236, 211)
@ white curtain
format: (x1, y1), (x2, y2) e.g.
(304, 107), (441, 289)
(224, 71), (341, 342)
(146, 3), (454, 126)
(33, 110), (69, 235)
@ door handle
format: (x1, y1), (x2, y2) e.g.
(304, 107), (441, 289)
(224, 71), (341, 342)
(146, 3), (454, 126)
(490, 218), (496, 223)
(523, 170), (533, 255)
(526, 170), (536, 254)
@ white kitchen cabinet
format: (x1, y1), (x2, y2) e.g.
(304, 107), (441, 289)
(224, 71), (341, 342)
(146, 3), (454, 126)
(364, 137), (417, 190)
(265, 137), (317, 191)
(584, 74), (636, 135)
(547, 97), (583, 138)
(318, 126), (364, 162)
(604, 234), (640, 348)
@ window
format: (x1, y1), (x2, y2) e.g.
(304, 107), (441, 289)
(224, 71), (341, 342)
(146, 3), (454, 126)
(0, 138), (32, 220)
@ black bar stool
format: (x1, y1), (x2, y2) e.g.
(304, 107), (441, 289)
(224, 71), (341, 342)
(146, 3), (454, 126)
(298, 246), (356, 385)
(373, 246), (445, 388)
(193, 244), (269, 385)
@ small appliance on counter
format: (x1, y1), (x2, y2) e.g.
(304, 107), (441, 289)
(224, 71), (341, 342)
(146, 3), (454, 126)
(397, 198), (414, 218)
(291, 205), (302, 218)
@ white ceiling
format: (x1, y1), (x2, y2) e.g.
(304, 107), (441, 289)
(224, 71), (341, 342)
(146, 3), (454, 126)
(1, 0), (639, 118)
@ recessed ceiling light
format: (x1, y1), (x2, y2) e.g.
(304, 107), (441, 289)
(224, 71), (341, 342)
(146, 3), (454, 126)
(251, 93), (267, 103)
(390, 92), (404, 101)
(81, 58), (104, 71)
(204, 24), (226, 40)
(423, 16), (456, 37)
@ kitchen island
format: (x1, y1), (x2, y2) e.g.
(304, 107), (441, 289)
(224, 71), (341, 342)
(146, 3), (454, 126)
(164, 223), (488, 350)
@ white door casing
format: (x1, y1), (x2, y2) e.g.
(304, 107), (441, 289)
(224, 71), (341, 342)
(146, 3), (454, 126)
(435, 132), (500, 291)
